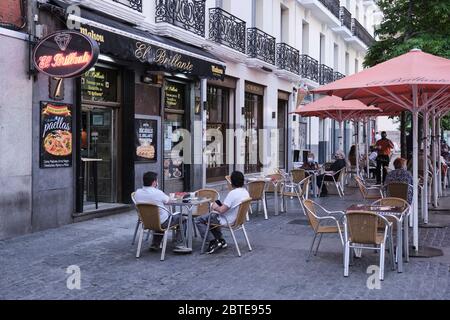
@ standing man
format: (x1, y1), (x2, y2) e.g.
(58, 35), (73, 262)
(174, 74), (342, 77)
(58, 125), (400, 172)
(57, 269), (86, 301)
(375, 131), (394, 184)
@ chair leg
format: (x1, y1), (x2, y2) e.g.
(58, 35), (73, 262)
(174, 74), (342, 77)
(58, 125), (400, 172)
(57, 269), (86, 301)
(192, 217), (198, 238)
(242, 225), (252, 251)
(257, 200), (260, 214)
(200, 224), (210, 254)
(344, 242), (350, 277)
(314, 233), (323, 256)
(160, 231), (169, 261)
(262, 196), (268, 220)
(229, 227), (241, 257)
(132, 219), (140, 245)
(136, 224), (145, 258)
(146, 230), (151, 242)
(306, 233), (318, 262)
(379, 243), (385, 281)
(389, 232), (396, 271)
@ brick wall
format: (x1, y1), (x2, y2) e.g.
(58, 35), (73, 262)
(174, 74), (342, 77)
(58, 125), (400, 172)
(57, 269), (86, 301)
(0, 0), (24, 29)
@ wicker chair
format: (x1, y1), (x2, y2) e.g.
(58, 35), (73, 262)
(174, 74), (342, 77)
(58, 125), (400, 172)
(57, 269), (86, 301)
(131, 192), (151, 245)
(200, 198), (253, 257)
(355, 176), (383, 200)
(343, 211), (395, 280)
(194, 189), (219, 217)
(302, 199), (344, 261)
(135, 203), (183, 261)
(291, 169), (306, 184)
(319, 167), (346, 197)
(247, 180), (268, 220)
(385, 182), (410, 201)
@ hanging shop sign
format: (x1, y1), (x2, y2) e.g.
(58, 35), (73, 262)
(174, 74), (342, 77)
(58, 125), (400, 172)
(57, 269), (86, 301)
(40, 102), (73, 169)
(135, 118), (158, 162)
(33, 31), (99, 78)
(78, 24), (225, 80)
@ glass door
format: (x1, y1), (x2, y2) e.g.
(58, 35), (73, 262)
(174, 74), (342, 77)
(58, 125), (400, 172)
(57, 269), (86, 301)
(81, 106), (116, 208)
(244, 92), (263, 173)
(278, 99), (287, 169)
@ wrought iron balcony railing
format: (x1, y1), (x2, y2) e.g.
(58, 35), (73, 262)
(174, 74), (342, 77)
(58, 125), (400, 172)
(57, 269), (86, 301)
(300, 54), (319, 83)
(112, 0), (143, 12)
(276, 43), (300, 74)
(333, 71), (345, 81)
(319, 64), (334, 85)
(339, 6), (352, 30)
(209, 8), (246, 54)
(319, 0), (340, 19)
(155, 0), (206, 37)
(352, 18), (375, 47)
(247, 28), (276, 65)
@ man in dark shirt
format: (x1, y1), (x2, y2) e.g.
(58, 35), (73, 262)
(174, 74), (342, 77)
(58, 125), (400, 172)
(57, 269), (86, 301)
(317, 150), (347, 196)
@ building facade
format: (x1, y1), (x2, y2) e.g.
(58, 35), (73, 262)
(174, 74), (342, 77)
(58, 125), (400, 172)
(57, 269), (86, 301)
(0, 0), (382, 240)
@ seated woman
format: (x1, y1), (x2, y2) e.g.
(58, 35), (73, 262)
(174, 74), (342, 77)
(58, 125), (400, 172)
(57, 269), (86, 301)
(348, 145), (357, 167)
(317, 150), (347, 196)
(384, 157), (413, 204)
(301, 152), (319, 171)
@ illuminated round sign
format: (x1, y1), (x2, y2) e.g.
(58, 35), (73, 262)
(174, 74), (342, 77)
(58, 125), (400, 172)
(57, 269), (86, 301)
(33, 31), (99, 78)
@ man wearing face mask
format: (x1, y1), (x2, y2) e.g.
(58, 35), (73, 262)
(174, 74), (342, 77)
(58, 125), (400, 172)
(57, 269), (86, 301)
(375, 131), (394, 184)
(302, 152), (319, 171)
(134, 172), (188, 252)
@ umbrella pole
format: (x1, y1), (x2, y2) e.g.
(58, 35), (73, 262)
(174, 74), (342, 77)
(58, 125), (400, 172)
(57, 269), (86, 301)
(356, 121), (360, 178)
(423, 111), (429, 224)
(412, 86), (420, 251)
(339, 121), (344, 151)
(432, 112), (438, 207)
(438, 117), (443, 197)
(366, 119), (370, 179)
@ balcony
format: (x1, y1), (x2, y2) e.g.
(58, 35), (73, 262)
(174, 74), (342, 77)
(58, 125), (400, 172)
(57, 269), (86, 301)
(209, 8), (246, 54)
(340, 6), (352, 30)
(318, 0), (340, 19)
(297, 0), (340, 28)
(276, 43), (300, 75)
(112, 0), (142, 12)
(319, 64), (334, 85)
(300, 54), (319, 83)
(333, 71), (345, 81)
(155, 0), (206, 37)
(247, 28), (276, 65)
(352, 18), (375, 47)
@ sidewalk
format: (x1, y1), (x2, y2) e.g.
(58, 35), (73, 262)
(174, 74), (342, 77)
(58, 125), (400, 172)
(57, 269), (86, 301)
(1, 188), (449, 300)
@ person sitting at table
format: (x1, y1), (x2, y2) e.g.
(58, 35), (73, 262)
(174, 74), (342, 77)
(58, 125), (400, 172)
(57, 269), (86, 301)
(317, 150), (347, 197)
(348, 145), (357, 167)
(301, 152), (319, 171)
(134, 171), (188, 253)
(384, 158), (413, 204)
(195, 171), (250, 254)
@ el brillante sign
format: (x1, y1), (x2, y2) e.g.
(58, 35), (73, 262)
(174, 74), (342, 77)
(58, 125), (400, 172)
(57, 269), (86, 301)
(33, 31), (99, 78)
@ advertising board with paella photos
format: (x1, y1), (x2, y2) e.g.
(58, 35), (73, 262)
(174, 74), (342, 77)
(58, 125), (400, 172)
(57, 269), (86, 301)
(40, 102), (73, 168)
(135, 118), (157, 162)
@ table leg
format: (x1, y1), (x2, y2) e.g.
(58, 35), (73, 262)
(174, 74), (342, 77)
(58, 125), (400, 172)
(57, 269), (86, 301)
(397, 219), (403, 273)
(93, 161), (98, 210)
(313, 174), (318, 198)
(274, 183), (279, 216)
(404, 216), (410, 262)
(187, 206), (193, 249)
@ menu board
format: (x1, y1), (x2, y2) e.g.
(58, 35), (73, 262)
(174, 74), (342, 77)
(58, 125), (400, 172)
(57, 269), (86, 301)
(164, 82), (184, 110)
(135, 118), (157, 162)
(40, 102), (73, 168)
(81, 67), (118, 102)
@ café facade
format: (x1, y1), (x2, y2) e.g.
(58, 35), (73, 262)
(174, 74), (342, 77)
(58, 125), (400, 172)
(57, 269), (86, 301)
(29, 2), (228, 229)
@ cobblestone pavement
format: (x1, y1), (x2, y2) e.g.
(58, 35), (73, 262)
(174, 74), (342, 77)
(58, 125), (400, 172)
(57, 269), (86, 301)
(1, 188), (450, 300)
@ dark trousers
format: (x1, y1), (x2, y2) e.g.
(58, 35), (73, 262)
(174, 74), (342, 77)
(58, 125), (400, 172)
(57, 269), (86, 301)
(152, 215), (185, 245)
(195, 213), (224, 242)
(317, 174), (336, 194)
(376, 155), (390, 184)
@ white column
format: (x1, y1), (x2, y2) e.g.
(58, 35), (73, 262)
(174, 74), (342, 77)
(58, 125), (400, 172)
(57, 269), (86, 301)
(200, 79), (207, 188)
(365, 119), (370, 179)
(355, 121), (359, 177)
(339, 121), (344, 151)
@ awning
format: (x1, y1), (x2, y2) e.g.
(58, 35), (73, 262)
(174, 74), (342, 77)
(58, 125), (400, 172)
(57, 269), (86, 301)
(48, 1), (226, 80)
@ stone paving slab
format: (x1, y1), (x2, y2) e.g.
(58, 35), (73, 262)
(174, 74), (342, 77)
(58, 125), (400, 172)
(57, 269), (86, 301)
(1, 188), (449, 300)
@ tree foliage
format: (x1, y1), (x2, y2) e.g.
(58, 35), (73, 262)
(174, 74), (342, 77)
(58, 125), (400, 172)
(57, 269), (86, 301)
(364, 0), (450, 67)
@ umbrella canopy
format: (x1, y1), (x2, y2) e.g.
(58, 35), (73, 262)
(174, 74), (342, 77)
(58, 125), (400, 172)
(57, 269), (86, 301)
(311, 49), (450, 252)
(312, 49), (450, 111)
(293, 95), (382, 122)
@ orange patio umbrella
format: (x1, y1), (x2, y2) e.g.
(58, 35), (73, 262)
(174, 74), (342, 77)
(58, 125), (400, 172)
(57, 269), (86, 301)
(312, 49), (450, 252)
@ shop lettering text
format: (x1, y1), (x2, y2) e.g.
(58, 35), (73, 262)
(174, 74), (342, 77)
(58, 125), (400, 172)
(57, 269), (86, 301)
(38, 52), (92, 70)
(135, 42), (194, 72)
(42, 116), (71, 138)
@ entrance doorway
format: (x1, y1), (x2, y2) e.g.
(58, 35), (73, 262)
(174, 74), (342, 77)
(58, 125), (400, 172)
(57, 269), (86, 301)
(277, 99), (287, 169)
(80, 106), (118, 210)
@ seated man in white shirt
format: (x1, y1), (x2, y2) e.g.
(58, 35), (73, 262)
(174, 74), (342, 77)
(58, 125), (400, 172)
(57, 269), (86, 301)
(134, 172), (188, 253)
(195, 171), (250, 254)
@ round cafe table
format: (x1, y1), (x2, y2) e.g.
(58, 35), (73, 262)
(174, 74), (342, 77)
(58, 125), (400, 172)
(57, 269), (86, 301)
(167, 197), (211, 251)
